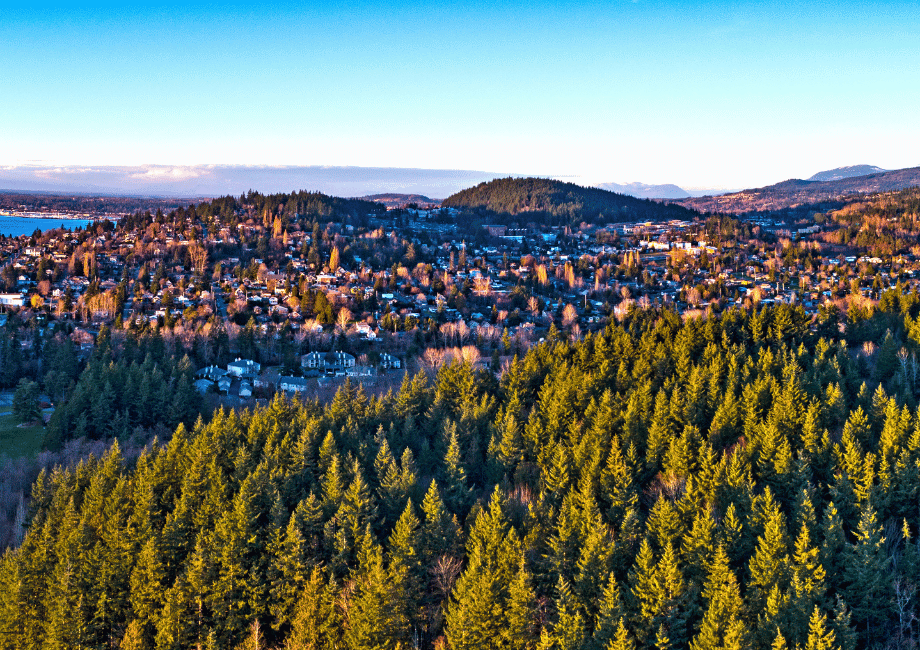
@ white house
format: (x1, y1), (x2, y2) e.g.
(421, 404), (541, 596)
(302, 351), (356, 374)
(227, 358), (260, 379)
(0, 294), (26, 308)
(379, 353), (402, 370)
(279, 376), (309, 393)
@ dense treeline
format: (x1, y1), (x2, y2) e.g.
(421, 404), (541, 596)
(4, 302), (920, 649)
(823, 188), (920, 256)
(43, 327), (203, 450)
(119, 191), (384, 235)
(442, 178), (695, 225)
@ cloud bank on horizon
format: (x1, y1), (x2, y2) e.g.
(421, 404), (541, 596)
(0, 165), (509, 199)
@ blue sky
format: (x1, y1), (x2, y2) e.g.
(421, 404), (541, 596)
(2, 0), (919, 190)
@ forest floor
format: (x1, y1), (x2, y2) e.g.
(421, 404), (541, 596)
(0, 413), (44, 458)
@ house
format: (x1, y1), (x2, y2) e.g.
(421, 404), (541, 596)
(195, 365), (228, 382)
(227, 358), (260, 379)
(356, 322), (378, 340)
(0, 294), (25, 308)
(239, 380), (253, 398)
(217, 376), (232, 393)
(379, 353), (402, 370)
(194, 378), (213, 394)
(346, 365), (376, 377)
(302, 351), (356, 374)
(279, 376), (309, 393)
(254, 367), (281, 390)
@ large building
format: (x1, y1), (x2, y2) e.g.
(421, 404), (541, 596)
(302, 351), (356, 375)
(227, 358), (260, 379)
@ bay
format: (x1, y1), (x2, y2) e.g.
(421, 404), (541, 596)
(0, 216), (101, 237)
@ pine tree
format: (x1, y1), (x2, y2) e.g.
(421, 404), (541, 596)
(443, 427), (472, 513)
(420, 480), (461, 564)
(389, 500), (423, 629)
(538, 577), (588, 650)
(689, 546), (747, 650)
(804, 607), (840, 650)
(605, 619), (635, 650)
(285, 569), (342, 650)
(747, 503), (791, 615)
(445, 488), (518, 650)
(841, 505), (890, 645)
(505, 557), (540, 650)
(345, 539), (409, 650)
(789, 523), (827, 643)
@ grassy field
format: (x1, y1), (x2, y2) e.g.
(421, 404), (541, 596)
(0, 413), (45, 458)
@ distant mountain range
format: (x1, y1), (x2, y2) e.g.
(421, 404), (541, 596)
(807, 164), (887, 182)
(595, 182), (691, 199)
(593, 181), (736, 199)
(672, 165), (920, 214)
(442, 177), (695, 224)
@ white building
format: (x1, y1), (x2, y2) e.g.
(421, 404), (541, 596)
(279, 376), (309, 393)
(227, 358), (260, 379)
(379, 353), (402, 370)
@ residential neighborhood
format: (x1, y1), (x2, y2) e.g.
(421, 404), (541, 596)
(1, 190), (917, 405)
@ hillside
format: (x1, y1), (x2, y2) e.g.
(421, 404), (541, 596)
(808, 164), (887, 182)
(5, 306), (920, 650)
(673, 165), (920, 214)
(442, 177), (695, 224)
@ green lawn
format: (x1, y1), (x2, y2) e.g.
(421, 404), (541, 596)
(0, 413), (45, 458)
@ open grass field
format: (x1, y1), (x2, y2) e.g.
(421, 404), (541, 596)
(0, 413), (45, 458)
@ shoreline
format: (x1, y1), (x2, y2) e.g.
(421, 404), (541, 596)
(0, 212), (121, 220)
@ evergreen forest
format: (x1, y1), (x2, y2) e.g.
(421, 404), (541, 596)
(442, 178), (694, 225)
(5, 300), (920, 650)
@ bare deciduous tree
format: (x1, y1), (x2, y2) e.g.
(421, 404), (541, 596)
(336, 307), (352, 334)
(432, 555), (463, 599)
(562, 303), (578, 328)
(189, 243), (208, 277)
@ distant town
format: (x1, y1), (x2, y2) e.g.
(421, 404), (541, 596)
(0, 184), (912, 409)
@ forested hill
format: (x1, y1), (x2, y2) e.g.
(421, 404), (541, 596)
(442, 177), (696, 225)
(673, 166), (920, 215)
(6, 299), (920, 649)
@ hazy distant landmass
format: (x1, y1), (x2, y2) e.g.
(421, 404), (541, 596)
(595, 182), (691, 199)
(595, 181), (736, 199)
(0, 164), (506, 199)
(807, 164), (887, 182)
(359, 193), (441, 208)
(673, 165), (920, 214)
(442, 177), (695, 224)
(0, 191), (196, 216)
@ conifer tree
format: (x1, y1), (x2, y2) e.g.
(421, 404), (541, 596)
(505, 557), (540, 650)
(539, 577), (588, 650)
(841, 505), (890, 644)
(690, 546), (747, 650)
(747, 502), (791, 615)
(804, 607), (840, 650)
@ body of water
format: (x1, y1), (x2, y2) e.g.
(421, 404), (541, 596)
(0, 216), (98, 237)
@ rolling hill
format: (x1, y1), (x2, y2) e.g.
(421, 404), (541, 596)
(673, 165), (920, 214)
(358, 193), (441, 208)
(442, 177), (696, 224)
(808, 164), (887, 182)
